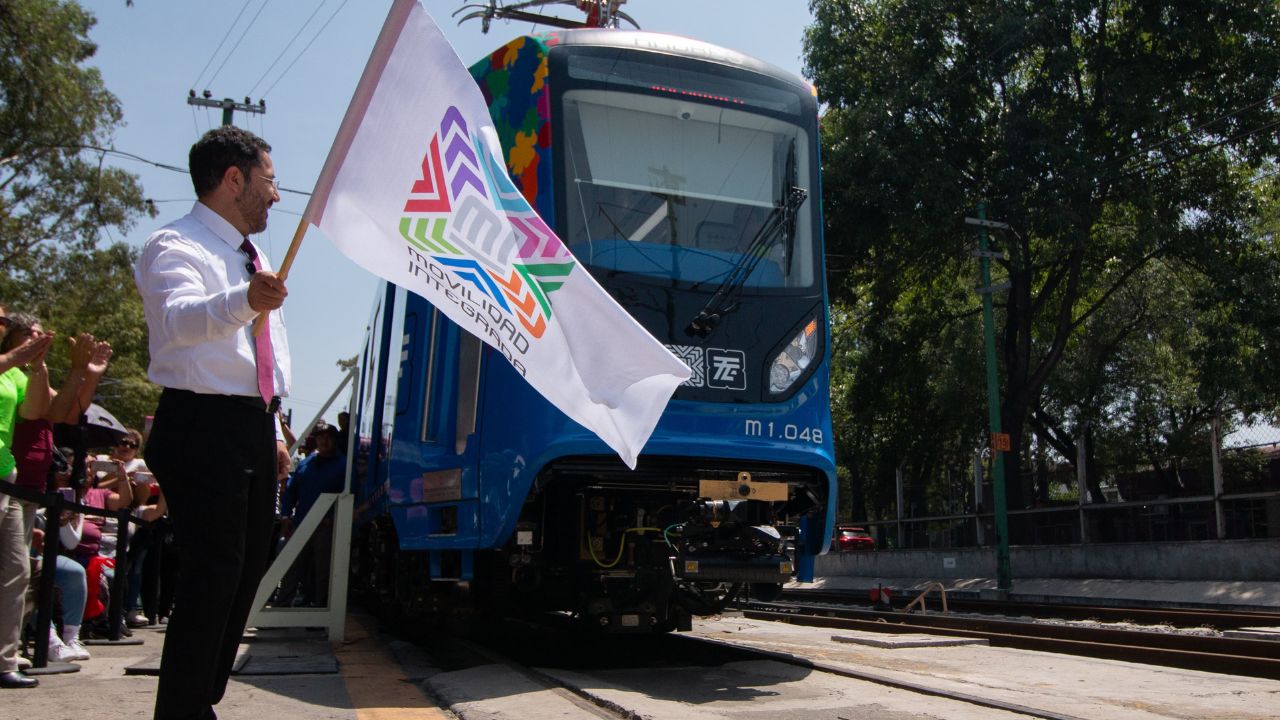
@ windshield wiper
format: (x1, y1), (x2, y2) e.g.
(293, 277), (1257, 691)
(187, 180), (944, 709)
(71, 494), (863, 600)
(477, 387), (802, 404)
(685, 185), (807, 337)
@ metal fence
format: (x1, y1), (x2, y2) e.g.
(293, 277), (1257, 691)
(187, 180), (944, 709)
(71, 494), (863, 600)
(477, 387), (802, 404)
(853, 420), (1280, 550)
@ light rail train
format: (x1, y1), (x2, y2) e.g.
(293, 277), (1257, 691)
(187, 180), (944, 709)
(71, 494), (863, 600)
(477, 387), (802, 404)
(349, 28), (835, 632)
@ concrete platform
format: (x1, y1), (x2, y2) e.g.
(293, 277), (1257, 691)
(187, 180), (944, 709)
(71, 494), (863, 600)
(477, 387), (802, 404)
(3, 616), (451, 720)
(796, 575), (1280, 610)
(123, 639), (335, 676)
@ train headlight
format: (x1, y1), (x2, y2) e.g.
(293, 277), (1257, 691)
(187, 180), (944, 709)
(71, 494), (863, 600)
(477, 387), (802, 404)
(768, 318), (819, 396)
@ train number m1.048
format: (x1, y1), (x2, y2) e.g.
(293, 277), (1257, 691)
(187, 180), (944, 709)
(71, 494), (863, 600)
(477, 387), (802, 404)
(744, 420), (823, 444)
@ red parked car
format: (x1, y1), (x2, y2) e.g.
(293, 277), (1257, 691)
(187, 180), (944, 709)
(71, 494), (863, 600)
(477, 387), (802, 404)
(831, 526), (875, 552)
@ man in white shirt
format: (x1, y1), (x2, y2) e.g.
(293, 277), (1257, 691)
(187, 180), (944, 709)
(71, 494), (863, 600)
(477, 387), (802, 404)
(134, 126), (291, 720)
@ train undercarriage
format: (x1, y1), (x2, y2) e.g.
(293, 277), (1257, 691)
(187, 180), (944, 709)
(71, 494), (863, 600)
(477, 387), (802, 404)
(353, 457), (827, 632)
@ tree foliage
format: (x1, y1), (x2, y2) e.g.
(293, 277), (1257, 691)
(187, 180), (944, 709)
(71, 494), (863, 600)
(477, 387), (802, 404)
(807, 0), (1280, 514)
(0, 0), (150, 274)
(0, 0), (156, 433)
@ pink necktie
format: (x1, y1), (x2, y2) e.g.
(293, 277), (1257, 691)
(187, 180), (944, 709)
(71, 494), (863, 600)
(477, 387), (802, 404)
(240, 239), (275, 404)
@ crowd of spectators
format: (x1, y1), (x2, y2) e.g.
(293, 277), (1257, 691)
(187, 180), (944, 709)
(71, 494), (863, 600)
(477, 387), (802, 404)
(35, 433), (169, 661)
(0, 304), (349, 688)
(274, 422), (346, 607)
(1, 304), (112, 687)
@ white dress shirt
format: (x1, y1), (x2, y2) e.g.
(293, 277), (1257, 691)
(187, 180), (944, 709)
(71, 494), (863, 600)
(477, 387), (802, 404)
(134, 202), (292, 398)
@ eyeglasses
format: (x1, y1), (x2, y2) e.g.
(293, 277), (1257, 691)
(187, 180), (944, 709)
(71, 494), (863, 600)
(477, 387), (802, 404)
(118, 441), (139, 449)
(256, 174), (281, 191)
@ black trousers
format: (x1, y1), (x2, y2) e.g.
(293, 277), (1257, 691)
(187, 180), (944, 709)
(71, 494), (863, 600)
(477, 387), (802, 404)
(147, 389), (277, 720)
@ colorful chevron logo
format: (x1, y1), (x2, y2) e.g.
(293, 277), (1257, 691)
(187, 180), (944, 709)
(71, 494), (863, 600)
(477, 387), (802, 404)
(400, 106), (575, 339)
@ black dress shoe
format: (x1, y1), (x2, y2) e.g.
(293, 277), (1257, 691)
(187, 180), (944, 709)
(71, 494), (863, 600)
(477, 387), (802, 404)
(0, 671), (39, 689)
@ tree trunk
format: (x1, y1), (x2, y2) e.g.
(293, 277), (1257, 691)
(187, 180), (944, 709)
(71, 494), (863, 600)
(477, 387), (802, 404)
(848, 462), (867, 522)
(1083, 429), (1116, 542)
(1034, 451), (1051, 506)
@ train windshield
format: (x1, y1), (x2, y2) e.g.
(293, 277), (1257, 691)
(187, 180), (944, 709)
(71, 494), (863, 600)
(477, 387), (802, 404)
(557, 56), (818, 293)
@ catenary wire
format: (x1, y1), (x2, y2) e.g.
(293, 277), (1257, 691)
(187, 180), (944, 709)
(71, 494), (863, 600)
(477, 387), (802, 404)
(261, 0), (351, 99)
(205, 0), (274, 91)
(1112, 117), (1280, 185)
(248, 0), (331, 97)
(1105, 90), (1280, 174)
(191, 0), (253, 91)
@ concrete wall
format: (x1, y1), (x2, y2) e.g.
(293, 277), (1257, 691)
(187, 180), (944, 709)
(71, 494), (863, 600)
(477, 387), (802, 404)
(815, 538), (1280, 582)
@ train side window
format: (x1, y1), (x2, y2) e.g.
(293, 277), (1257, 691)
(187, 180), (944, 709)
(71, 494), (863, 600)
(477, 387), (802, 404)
(455, 331), (482, 454)
(396, 312), (417, 417)
(381, 287), (408, 429)
(419, 310), (439, 444)
(356, 290), (386, 444)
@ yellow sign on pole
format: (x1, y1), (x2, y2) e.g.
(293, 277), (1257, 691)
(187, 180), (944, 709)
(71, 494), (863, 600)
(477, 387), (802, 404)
(991, 432), (1011, 452)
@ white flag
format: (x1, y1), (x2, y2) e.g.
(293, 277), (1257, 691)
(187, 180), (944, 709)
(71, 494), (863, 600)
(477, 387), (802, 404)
(304, 0), (690, 468)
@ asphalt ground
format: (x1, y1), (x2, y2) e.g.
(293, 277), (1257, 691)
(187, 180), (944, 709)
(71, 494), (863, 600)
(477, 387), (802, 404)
(6, 596), (1278, 720)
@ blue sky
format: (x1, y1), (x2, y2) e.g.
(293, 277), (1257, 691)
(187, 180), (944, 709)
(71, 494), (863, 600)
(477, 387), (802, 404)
(87, 0), (815, 426)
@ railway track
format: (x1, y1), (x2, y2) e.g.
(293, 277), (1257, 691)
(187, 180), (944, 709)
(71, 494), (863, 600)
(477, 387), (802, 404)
(778, 588), (1280, 629)
(739, 598), (1280, 680)
(437, 617), (1077, 719)
(391, 605), (1280, 719)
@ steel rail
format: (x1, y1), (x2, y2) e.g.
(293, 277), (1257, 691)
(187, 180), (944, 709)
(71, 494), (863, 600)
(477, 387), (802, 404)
(676, 632), (1090, 720)
(742, 603), (1280, 680)
(455, 612), (1093, 719)
(779, 588), (1280, 629)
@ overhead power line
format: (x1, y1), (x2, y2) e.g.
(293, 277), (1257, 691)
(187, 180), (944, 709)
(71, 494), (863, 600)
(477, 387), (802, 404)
(205, 0), (274, 91)
(65, 144), (311, 197)
(191, 0), (254, 91)
(1107, 89), (1280, 174)
(78, 146), (188, 174)
(248, 0), (331, 97)
(1115, 117), (1280, 185)
(262, 0), (351, 99)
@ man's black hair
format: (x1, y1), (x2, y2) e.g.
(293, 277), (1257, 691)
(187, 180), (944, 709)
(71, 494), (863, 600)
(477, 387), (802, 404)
(188, 126), (272, 198)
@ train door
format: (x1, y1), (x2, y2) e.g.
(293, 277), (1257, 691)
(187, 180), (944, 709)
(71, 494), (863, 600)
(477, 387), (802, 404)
(385, 288), (486, 581)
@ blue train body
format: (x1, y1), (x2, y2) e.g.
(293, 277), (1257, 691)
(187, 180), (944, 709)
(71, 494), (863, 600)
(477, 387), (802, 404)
(350, 30), (835, 631)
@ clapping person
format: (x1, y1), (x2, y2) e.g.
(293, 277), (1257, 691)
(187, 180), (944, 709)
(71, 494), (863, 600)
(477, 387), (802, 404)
(6, 314), (113, 548)
(1, 315), (112, 668)
(1, 302), (54, 689)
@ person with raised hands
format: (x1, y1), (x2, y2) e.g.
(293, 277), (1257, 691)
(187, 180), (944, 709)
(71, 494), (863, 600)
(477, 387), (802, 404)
(0, 302), (54, 689)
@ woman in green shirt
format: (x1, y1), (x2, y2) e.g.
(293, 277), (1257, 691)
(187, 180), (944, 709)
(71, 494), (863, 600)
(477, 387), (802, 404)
(0, 304), (53, 689)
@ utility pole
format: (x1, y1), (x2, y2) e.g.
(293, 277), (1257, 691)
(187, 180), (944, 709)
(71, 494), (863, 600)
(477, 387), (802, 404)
(187, 90), (266, 126)
(966, 204), (1013, 591)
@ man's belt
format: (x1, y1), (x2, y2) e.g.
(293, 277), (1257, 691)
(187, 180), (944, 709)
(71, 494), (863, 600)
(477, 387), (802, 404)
(162, 388), (280, 414)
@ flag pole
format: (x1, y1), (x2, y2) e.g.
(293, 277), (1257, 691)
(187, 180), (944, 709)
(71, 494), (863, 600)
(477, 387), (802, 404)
(252, 218), (308, 336)
(252, 0), (418, 337)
